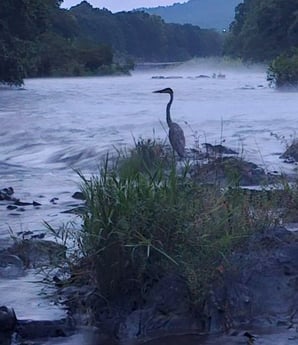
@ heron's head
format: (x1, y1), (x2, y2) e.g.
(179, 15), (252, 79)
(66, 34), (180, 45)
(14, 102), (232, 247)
(153, 87), (173, 95)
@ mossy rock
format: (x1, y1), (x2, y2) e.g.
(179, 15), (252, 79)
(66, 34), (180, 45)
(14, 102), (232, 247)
(191, 157), (276, 187)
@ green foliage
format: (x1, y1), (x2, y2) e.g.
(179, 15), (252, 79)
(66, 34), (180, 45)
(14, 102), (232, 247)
(0, 0), (63, 85)
(70, 2), (223, 62)
(72, 139), (277, 303)
(224, 0), (298, 61)
(0, 0), (129, 84)
(117, 138), (172, 178)
(267, 49), (298, 88)
(1, 0), (223, 84)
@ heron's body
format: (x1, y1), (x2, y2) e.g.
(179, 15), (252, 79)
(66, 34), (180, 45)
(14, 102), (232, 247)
(153, 87), (185, 157)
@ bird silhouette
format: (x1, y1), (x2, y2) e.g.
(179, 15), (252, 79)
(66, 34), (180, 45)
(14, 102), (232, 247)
(153, 87), (185, 157)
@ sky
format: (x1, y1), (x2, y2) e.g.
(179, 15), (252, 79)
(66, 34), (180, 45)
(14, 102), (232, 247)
(61, 0), (187, 12)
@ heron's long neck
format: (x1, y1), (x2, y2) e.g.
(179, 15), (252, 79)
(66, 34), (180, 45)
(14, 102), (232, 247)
(166, 93), (173, 127)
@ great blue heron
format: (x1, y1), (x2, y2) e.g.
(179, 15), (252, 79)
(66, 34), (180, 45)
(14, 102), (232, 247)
(153, 87), (185, 157)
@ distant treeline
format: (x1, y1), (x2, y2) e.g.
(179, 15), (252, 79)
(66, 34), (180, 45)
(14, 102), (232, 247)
(0, 0), (223, 85)
(69, 2), (222, 61)
(143, 0), (242, 31)
(3, 0), (296, 87)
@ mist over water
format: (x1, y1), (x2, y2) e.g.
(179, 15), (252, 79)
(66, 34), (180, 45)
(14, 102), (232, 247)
(0, 58), (297, 234)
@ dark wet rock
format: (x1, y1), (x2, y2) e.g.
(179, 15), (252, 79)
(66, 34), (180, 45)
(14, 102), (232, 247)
(6, 239), (66, 268)
(50, 197), (59, 204)
(7, 205), (17, 210)
(0, 306), (17, 333)
(0, 187), (16, 201)
(0, 187), (14, 201)
(72, 191), (85, 200)
(281, 141), (298, 163)
(206, 226), (298, 332)
(196, 74), (210, 78)
(119, 309), (203, 343)
(14, 200), (33, 206)
(1, 187), (43, 212)
(203, 143), (238, 155)
(144, 274), (191, 315)
(164, 76), (183, 79)
(0, 334), (12, 345)
(118, 274), (203, 343)
(32, 201), (42, 206)
(2, 187), (14, 196)
(87, 330), (120, 345)
(16, 231), (34, 239)
(30, 233), (45, 240)
(191, 157), (277, 186)
(0, 254), (24, 278)
(16, 318), (75, 339)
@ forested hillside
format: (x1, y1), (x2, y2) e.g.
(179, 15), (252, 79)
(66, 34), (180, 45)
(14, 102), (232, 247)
(0, 0), (223, 85)
(70, 1), (223, 62)
(224, 0), (298, 61)
(142, 0), (242, 30)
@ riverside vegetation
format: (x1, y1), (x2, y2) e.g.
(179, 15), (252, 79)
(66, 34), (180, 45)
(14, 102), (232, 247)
(2, 0), (297, 87)
(223, 0), (298, 88)
(50, 138), (298, 326)
(0, 0), (222, 86)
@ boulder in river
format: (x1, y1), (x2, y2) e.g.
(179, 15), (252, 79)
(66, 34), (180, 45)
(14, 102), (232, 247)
(206, 226), (298, 332)
(6, 239), (66, 268)
(0, 306), (17, 333)
(191, 156), (278, 186)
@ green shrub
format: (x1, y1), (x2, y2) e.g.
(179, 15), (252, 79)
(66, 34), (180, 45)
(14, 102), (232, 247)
(267, 49), (298, 88)
(117, 138), (172, 178)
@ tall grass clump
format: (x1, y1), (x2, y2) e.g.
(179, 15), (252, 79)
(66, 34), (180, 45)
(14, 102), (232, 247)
(76, 139), (277, 304)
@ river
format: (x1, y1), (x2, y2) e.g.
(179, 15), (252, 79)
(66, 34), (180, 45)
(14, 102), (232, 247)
(0, 58), (297, 344)
(1, 59), (297, 234)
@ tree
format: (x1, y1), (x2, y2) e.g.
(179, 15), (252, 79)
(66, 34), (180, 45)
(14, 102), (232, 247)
(0, 0), (62, 85)
(70, 3), (223, 62)
(224, 0), (298, 61)
(267, 49), (298, 88)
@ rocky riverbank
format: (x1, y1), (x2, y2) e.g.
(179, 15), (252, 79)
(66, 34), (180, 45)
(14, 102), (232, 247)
(1, 225), (296, 344)
(1, 146), (298, 345)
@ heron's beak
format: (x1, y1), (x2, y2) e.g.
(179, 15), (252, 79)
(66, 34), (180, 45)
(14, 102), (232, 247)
(153, 89), (162, 93)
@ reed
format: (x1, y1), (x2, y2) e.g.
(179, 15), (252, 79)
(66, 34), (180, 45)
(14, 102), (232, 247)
(74, 138), (278, 303)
